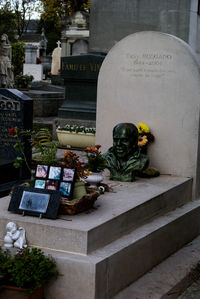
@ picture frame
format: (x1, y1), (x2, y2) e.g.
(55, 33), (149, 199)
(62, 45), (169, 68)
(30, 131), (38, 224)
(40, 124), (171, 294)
(34, 165), (76, 201)
(8, 186), (61, 219)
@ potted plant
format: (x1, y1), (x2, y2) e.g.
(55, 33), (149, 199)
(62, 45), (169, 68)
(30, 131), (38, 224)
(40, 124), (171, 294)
(84, 145), (107, 188)
(0, 247), (58, 298)
(14, 74), (34, 89)
(56, 124), (96, 148)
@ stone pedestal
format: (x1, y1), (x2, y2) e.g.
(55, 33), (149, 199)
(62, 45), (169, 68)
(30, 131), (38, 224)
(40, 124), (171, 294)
(1, 175), (200, 298)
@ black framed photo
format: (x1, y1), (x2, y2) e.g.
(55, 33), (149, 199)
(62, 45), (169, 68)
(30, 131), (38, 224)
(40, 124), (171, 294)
(8, 186), (61, 219)
(34, 165), (76, 200)
(59, 182), (72, 197)
(35, 179), (46, 189)
(35, 165), (48, 178)
(62, 168), (75, 182)
(45, 180), (58, 190)
(48, 166), (62, 180)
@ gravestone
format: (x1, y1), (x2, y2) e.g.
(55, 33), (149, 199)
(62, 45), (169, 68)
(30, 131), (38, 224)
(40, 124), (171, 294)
(96, 31), (200, 197)
(23, 45), (43, 81)
(58, 53), (105, 120)
(0, 89), (33, 195)
(89, 0), (196, 54)
(51, 41), (62, 75)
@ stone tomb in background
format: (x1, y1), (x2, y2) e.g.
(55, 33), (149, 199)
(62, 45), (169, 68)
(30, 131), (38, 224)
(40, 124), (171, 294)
(58, 53), (105, 120)
(0, 89), (33, 195)
(96, 31), (200, 198)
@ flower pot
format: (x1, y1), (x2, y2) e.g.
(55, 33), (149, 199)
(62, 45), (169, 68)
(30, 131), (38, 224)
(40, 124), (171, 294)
(85, 172), (104, 188)
(72, 181), (87, 200)
(56, 130), (95, 148)
(0, 285), (43, 299)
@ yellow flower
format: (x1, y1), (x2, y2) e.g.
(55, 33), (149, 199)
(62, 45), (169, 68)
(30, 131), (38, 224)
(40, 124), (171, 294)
(84, 170), (92, 176)
(138, 135), (148, 147)
(138, 122), (150, 134)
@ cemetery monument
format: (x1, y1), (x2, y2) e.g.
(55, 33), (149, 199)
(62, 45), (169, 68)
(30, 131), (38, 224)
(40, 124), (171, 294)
(0, 34), (14, 88)
(59, 53), (105, 120)
(51, 41), (62, 75)
(104, 123), (149, 181)
(1, 31), (200, 299)
(0, 89), (33, 195)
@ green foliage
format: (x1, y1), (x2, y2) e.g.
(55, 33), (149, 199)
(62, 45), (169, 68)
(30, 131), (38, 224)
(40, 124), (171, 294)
(32, 128), (59, 166)
(14, 74), (34, 88)
(0, 247), (58, 294)
(84, 145), (106, 172)
(0, 8), (16, 41)
(12, 42), (25, 76)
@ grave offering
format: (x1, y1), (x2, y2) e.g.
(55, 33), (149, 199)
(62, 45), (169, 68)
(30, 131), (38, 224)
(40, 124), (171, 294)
(56, 123), (96, 148)
(58, 53), (105, 120)
(4, 221), (27, 249)
(96, 31), (200, 197)
(0, 88), (33, 194)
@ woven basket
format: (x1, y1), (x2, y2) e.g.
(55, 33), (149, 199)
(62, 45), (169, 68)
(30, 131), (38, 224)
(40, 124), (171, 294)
(59, 189), (100, 215)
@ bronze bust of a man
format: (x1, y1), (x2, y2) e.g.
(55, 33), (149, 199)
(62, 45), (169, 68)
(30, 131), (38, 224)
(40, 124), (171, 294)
(104, 123), (149, 182)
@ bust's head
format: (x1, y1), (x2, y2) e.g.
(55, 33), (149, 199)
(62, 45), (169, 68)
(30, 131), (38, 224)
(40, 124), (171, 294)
(113, 123), (138, 160)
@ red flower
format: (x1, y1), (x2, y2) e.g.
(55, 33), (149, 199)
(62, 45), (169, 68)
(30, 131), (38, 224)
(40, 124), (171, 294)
(95, 144), (101, 149)
(9, 127), (19, 136)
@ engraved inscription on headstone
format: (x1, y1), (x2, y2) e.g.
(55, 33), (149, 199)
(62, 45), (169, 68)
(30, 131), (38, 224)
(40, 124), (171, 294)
(121, 53), (174, 79)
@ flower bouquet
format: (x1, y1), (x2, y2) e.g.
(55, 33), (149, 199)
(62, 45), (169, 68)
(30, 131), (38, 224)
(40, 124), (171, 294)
(137, 122), (155, 154)
(137, 123), (160, 177)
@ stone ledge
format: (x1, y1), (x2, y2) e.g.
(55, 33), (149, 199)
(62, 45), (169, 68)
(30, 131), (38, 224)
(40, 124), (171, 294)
(0, 176), (192, 254)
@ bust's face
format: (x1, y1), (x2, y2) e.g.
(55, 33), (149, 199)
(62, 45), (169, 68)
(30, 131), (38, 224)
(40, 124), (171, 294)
(113, 126), (134, 159)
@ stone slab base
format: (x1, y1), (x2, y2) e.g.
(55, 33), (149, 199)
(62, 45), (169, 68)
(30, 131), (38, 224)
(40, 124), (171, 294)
(0, 176), (199, 298)
(114, 235), (200, 299)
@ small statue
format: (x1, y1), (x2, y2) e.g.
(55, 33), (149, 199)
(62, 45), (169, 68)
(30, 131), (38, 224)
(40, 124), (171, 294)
(0, 33), (14, 88)
(104, 123), (149, 182)
(4, 222), (27, 249)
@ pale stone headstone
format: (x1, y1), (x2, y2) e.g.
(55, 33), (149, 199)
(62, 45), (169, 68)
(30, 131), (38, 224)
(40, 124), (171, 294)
(96, 31), (200, 197)
(51, 41), (62, 75)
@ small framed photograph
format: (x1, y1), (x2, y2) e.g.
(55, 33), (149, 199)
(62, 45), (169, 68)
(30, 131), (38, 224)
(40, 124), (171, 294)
(8, 186), (61, 219)
(34, 180), (46, 189)
(19, 191), (50, 213)
(48, 166), (62, 180)
(45, 180), (58, 190)
(62, 168), (75, 182)
(59, 182), (72, 197)
(35, 165), (48, 178)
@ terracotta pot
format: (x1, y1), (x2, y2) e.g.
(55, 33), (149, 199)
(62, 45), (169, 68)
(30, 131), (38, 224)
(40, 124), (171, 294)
(0, 285), (43, 299)
(56, 130), (95, 148)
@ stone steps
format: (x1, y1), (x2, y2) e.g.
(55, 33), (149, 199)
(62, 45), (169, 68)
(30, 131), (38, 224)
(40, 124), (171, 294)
(114, 235), (200, 299)
(0, 176), (199, 298)
(42, 198), (200, 299)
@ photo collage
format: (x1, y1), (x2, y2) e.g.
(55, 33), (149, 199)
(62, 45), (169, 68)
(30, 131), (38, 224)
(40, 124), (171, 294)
(34, 165), (76, 200)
